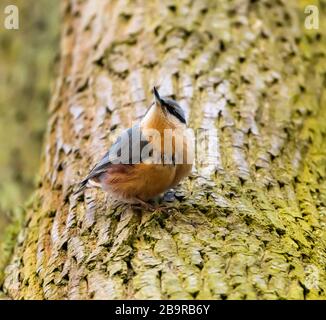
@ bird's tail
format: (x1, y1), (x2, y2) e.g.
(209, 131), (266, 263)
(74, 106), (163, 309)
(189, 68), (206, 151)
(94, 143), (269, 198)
(73, 179), (88, 195)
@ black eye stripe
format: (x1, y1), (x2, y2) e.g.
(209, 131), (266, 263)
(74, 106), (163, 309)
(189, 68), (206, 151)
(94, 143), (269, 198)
(164, 102), (186, 124)
(166, 105), (185, 123)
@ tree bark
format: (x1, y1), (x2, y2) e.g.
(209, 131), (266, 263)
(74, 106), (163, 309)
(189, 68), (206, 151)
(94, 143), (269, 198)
(2, 0), (326, 299)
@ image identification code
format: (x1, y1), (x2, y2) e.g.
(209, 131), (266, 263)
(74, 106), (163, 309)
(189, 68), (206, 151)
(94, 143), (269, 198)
(115, 304), (210, 317)
(159, 304), (210, 315)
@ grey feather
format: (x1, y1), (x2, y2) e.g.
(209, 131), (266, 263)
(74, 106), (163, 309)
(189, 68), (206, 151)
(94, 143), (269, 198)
(74, 124), (151, 194)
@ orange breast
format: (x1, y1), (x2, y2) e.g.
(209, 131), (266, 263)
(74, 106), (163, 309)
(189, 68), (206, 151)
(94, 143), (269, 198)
(99, 163), (176, 201)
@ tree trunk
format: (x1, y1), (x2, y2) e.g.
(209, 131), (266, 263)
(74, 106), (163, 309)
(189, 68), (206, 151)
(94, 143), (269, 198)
(2, 0), (326, 300)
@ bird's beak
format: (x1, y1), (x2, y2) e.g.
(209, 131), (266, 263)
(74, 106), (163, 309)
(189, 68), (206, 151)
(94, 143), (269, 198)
(153, 86), (163, 106)
(153, 87), (167, 115)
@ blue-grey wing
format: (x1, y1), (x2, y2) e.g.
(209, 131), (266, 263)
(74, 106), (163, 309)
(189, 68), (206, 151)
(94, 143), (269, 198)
(82, 124), (151, 182)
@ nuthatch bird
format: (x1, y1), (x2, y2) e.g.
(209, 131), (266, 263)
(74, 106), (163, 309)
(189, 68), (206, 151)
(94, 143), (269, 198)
(75, 87), (193, 208)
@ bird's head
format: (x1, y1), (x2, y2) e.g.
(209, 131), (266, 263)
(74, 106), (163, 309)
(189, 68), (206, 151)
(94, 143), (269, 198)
(152, 86), (186, 126)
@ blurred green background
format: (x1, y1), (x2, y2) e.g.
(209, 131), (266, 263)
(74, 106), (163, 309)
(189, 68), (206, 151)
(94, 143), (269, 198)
(0, 1), (59, 236)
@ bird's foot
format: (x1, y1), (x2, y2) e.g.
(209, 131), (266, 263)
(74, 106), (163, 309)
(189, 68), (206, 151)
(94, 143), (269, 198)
(133, 198), (156, 211)
(151, 191), (178, 213)
(133, 197), (176, 213)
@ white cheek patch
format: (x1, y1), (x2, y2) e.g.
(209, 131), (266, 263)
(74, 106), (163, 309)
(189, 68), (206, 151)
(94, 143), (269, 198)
(167, 113), (183, 126)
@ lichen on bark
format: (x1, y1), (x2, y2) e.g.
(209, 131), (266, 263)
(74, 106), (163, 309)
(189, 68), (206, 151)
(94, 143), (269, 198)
(2, 0), (326, 300)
